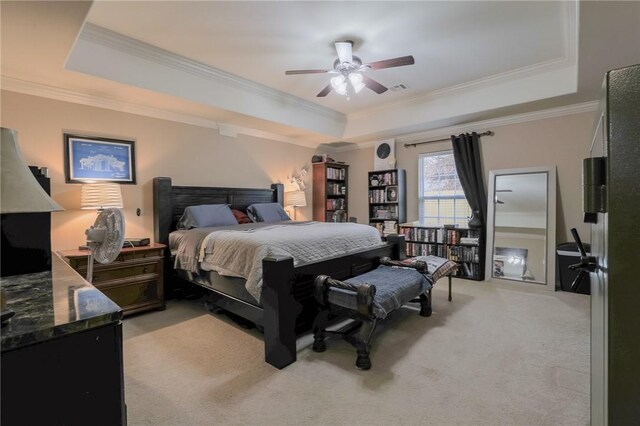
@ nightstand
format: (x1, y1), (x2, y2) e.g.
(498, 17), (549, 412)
(59, 243), (166, 316)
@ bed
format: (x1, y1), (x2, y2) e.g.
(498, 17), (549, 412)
(153, 177), (405, 369)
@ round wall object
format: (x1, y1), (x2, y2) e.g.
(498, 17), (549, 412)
(376, 143), (391, 159)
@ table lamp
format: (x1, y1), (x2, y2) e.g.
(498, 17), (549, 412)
(79, 183), (123, 250)
(1, 127), (63, 278)
(81, 183), (123, 210)
(284, 190), (307, 220)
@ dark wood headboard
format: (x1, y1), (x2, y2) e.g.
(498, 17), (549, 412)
(153, 177), (284, 246)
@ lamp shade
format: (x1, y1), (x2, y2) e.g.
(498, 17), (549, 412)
(285, 190), (307, 207)
(1, 128), (63, 213)
(81, 183), (123, 209)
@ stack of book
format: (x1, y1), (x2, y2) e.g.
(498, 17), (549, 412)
(460, 236), (479, 245)
(382, 220), (397, 236)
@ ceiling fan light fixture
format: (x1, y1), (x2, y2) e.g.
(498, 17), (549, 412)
(331, 74), (348, 95)
(286, 41), (414, 99)
(349, 72), (365, 93)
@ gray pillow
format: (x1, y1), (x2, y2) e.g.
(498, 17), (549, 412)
(246, 203), (291, 223)
(176, 204), (237, 229)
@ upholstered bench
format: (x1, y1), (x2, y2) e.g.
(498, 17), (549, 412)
(312, 256), (457, 370)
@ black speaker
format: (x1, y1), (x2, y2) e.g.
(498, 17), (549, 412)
(1, 166), (52, 277)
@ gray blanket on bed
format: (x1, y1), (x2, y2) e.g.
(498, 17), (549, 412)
(172, 221), (384, 302)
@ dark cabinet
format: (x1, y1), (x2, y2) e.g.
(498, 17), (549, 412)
(1, 166), (52, 276)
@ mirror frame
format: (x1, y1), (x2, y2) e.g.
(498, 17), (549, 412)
(485, 166), (557, 291)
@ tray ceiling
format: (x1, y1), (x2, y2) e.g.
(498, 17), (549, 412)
(2, 1), (639, 145)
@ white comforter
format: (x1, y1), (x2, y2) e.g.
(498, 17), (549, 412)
(197, 222), (383, 302)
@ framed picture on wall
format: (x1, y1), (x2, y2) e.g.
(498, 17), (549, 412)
(64, 134), (136, 184)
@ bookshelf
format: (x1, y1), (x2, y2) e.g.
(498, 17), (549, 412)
(368, 169), (406, 237)
(313, 162), (349, 222)
(399, 221), (485, 281)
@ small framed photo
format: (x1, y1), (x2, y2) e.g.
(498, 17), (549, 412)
(64, 134), (136, 184)
(385, 186), (398, 203)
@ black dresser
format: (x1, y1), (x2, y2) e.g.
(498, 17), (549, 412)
(1, 255), (126, 425)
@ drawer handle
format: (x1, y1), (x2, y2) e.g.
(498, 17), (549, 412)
(143, 254), (148, 258)
(143, 268), (148, 273)
(93, 275), (98, 282)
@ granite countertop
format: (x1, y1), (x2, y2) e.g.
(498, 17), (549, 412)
(1, 254), (122, 352)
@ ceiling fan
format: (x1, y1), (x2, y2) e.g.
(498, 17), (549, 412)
(285, 40), (415, 99)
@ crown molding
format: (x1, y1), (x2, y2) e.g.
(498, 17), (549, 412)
(1, 77), (324, 150)
(335, 100), (598, 152)
(348, 58), (573, 123)
(216, 123), (320, 149)
(80, 24), (344, 124)
(1, 76), (220, 129)
(348, 1), (579, 123)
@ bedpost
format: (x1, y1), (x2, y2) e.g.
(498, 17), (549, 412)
(271, 183), (284, 206)
(262, 255), (300, 369)
(153, 177), (173, 246)
(386, 234), (406, 260)
(153, 177), (174, 299)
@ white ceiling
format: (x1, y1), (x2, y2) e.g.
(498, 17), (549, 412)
(2, 1), (639, 146)
(86, 1), (567, 114)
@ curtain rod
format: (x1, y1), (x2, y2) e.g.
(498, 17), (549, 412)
(403, 130), (494, 148)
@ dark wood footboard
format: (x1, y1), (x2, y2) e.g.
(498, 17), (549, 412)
(261, 235), (405, 369)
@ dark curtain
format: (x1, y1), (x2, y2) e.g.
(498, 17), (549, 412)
(451, 132), (487, 226)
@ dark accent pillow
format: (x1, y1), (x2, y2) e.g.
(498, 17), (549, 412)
(246, 203), (291, 223)
(176, 204), (237, 229)
(231, 209), (252, 224)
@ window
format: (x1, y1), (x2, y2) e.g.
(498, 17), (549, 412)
(419, 151), (471, 227)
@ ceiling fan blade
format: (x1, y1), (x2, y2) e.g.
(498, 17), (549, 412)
(285, 69), (330, 75)
(362, 74), (388, 94)
(335, 41), (353, 64)
(316, 84), (332, 97)
(364, 55), (415, 71)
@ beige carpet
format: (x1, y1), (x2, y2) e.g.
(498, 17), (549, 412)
(122, 279), (590, 425)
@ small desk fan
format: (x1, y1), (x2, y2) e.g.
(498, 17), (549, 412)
(84, 208), (125, 283)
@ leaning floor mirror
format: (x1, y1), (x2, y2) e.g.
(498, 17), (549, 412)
(485, 166), (556, 290)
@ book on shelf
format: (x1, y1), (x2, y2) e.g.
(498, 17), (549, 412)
(372, 205), (398, 219)
(400, 223), (483, 279)
(368, 189), (389, 203)
(401, 227), (444, 243)
(370, 220), (398, 237)
(326, 198), (345, 210)
(460, 237), (479, 245)
(326, 183), (346, 195)
(382, 220), (397, 236)
(369, 171), (397, 186)
(327, 167), (346, 180)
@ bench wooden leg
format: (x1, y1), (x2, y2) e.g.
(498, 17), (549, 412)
(354, 319), (377, 370)
(419, 291), (432, 317)
(312, 310), (330, 353)
(448, 275), (453, 302)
